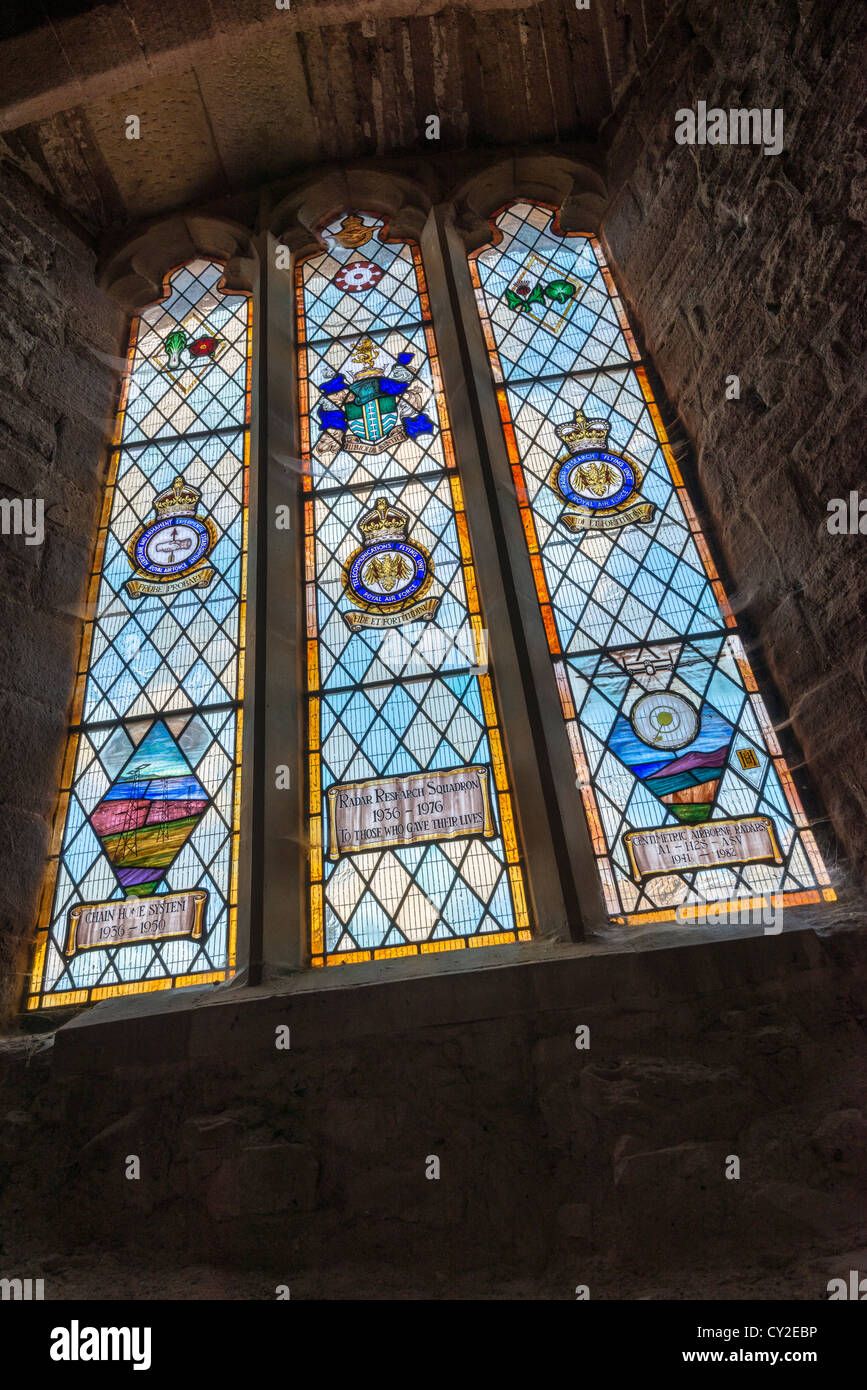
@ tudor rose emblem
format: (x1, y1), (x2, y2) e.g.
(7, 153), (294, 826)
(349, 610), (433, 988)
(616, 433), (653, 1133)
(550, 409), (656, 532)
(334, 261), (384, 294)
(124, 476), (218, 598)
(342, 498), (438, 631)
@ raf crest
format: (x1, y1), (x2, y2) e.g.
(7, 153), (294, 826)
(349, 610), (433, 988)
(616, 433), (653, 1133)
(124, 476), (218, 598)
(549, 410), (656, 534)
(342, 498), (438, 631)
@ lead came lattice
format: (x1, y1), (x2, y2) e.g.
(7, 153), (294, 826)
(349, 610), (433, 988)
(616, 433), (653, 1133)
(471, 202), (833, 923)
(29, 261), (250, 1007)
(299, 212), (530, 962)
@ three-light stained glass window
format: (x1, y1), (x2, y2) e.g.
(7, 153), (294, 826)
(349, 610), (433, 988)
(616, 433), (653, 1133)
(470, 202), (834, 923)
(28, 260), (251, 1008)
(28, 201), (836, 1013)
(297, 212), (530, 963)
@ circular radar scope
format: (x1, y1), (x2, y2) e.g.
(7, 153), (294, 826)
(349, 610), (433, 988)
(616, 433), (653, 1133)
(630, 690), (699, 750)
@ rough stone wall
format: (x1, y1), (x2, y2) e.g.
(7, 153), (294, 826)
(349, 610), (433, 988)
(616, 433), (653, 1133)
(0, 932), (864, 1298)
(601, 0), (866, 883)
(0, 158), (125, 1022)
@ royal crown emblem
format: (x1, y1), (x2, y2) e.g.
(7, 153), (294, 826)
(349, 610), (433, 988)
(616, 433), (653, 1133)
(313, 335), (435, 468)
(124, 475), (218, 598)
(157, 310), (227, 393)
(342, 498), (438, 631)
(549, 410), (656, 533)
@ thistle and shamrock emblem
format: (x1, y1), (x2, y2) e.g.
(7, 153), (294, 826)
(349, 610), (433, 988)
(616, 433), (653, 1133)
(505, 274), (577, 314)
(499, 250), (581, 337)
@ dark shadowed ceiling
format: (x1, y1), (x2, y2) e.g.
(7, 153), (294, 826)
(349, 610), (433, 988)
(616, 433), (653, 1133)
(0, 0), (675, 232)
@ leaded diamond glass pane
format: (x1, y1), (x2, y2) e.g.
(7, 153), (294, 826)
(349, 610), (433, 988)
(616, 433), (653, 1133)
(300, 212), (530, 963)
(471, 202), (832, 924)
(30, 262), (251, 1008)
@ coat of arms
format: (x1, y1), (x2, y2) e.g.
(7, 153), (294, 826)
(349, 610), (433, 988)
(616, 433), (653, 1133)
(313, 336), (435, 468)
(124, 476), (218, 598)
(550, 410), (656, 533)
(342, 498), (438, 631)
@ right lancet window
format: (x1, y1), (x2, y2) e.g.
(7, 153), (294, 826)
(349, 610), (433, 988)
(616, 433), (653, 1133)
(470, 201), (834, 923)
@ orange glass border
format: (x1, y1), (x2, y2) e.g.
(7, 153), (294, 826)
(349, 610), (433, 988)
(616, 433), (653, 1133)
(469, 202), (834, 924)
(27, 265), (253, 1009)
(297, 212), (531, 964)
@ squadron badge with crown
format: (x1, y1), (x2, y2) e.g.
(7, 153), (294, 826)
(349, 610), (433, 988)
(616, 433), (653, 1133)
(342, 498), (438, 632)
(550, 409), (657, 533)
(124, 476), (218, 598)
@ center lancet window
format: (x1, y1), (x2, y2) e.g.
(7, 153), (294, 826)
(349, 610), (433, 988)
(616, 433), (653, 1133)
(296, 211), (530, 964)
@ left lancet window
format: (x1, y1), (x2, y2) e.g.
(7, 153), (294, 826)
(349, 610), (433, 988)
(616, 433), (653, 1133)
(297, 211), (530, 964)
(28, 260), (251, 1009)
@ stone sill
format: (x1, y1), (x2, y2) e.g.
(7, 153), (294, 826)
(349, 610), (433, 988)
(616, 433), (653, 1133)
(47, 911), (841, 1078)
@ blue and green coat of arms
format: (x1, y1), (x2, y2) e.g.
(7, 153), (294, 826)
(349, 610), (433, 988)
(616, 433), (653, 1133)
(313, 335), (435, 467)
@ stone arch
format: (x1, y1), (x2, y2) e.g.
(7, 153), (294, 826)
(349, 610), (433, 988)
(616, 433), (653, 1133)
(97, 215), (258, 313)
(267, 166), (434, 254)
(449, 154), (608, 251)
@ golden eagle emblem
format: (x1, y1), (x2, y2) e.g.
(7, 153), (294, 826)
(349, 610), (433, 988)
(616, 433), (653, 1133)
(574, 460), (621, 497)
(361, 551), (414, 593)
(343, 497), (437, 628)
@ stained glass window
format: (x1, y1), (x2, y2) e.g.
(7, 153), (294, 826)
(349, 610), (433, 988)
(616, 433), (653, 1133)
(28, 260), (251, 1008)
(470, 202), (834, 923)
(298, 212), (530, 964)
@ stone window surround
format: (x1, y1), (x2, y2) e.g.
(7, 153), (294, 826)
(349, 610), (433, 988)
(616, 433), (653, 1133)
(46, 151), (827, 1007)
